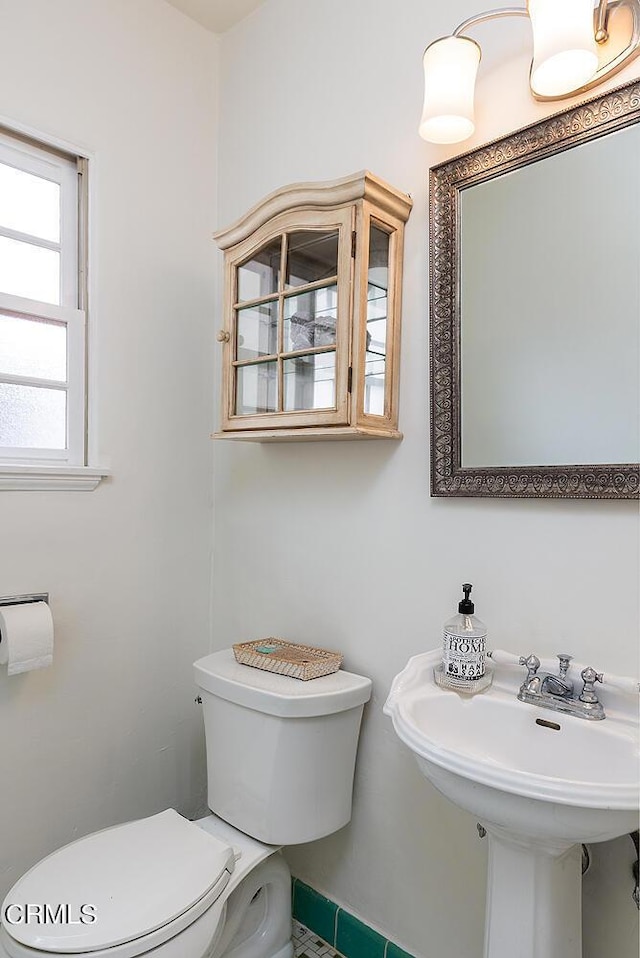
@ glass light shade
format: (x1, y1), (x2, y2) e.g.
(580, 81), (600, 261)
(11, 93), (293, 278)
(419, 36), (481, 144)
(529, 0), (598, 96)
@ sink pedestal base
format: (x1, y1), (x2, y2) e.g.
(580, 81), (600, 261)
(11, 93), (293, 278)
(484, 826), (582, 958)
(385, 650), (639, 958)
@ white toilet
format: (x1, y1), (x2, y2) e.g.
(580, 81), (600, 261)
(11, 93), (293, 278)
(0, 648), (372, 958)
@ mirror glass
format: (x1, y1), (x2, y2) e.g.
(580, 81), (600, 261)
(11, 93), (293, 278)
(459, 125), (640, 468)
(429, 79), (640, 498)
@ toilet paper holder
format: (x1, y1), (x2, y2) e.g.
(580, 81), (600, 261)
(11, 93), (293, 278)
(0, 593), (49, 610)
(0, 594), (50, 650)
(0, 594), (54, 674)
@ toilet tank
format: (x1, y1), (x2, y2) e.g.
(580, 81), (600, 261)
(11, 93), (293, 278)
(193, 649), (372, 845)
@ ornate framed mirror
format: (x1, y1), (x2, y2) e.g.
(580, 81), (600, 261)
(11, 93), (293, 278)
(429, 78), (640, 499)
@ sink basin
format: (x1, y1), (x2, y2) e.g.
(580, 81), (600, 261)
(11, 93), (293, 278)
(385, 649), (639, 843)
(384, 649), (640, 958)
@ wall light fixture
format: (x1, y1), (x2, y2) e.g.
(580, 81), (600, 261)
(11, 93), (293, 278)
(419, 0), (640, 143)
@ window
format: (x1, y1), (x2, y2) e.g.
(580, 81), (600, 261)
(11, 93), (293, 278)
(0, 127), (87, 465)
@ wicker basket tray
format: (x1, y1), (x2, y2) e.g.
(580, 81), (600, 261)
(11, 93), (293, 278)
(232, 638), (343, 681)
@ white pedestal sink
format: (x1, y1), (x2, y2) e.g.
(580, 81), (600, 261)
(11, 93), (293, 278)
(384, 650), (640, 958)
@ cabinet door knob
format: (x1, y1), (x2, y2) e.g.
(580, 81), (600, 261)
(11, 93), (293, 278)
(217, 329), (230, 343)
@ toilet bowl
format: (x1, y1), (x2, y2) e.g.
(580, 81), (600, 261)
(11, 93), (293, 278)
(0, 649), (371, 958)
(0, 811), (292, 958)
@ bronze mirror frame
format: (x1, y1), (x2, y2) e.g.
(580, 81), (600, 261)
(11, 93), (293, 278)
(429, 78), (640, 499)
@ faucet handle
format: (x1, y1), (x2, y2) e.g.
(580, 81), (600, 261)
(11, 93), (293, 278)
(518, 653), (540, 676)
(579, 666), (603, 704)
(488, 649), (536, 668)
(601, 671), (640, 696)
(516, 654), (541, 694)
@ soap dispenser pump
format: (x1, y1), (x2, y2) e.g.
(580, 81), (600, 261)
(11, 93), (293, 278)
(435, 583), (492, 693)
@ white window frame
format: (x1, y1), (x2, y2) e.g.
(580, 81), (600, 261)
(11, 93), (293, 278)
(0, 126), (105, 487)
(0, 294), (85, 463)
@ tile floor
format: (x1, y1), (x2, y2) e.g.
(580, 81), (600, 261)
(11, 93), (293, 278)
(293, 919), (342, 957)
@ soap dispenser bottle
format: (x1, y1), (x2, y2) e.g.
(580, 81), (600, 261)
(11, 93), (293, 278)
(435, 583), (492, 693)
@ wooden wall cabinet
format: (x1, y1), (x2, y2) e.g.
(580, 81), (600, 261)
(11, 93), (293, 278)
(212, 171), (412, 441)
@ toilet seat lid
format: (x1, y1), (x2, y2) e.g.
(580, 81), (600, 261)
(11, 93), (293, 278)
(2, 810), (234, 953)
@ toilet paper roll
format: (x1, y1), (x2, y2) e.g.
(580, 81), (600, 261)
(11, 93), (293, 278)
(0, 602), (54, 675)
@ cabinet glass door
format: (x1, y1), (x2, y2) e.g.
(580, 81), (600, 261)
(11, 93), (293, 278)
(227, 208), (352, 428)
(364, 224), (390, 417)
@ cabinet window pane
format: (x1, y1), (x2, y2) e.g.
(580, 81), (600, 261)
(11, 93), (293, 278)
(364, 355), (385, 416)
(0, 236), (60, 305)
(283, 351), (335, 411)
(236, 362), (278, 415)
(286, 230), (339, 288)
(236, 302), (278, 361)
(237, 238), (282, 302)
(0, 162), (60, 242)
(284, 284), (337, 352)
(0, 313), (66, 381)
(0, 382), (66, 448)
(364, 225), (390, 416)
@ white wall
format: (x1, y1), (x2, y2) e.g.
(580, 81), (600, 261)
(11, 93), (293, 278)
(0, 0), (218, 897)
(215, 3), (640, 957)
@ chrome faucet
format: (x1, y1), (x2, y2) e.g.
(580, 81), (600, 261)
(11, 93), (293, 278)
(540, 654), (574, 698)
(516, 653), (605, 721)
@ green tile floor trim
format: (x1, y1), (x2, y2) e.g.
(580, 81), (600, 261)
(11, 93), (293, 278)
(386, 944), (416, 958)
(292, 879), (337, 946)
(292, 878), (417, 958)
(336, 910), (386, 958)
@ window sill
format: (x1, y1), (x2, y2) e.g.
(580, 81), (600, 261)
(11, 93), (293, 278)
(0, 464), (111, 492)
